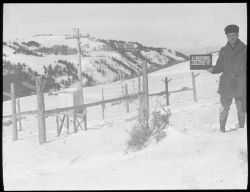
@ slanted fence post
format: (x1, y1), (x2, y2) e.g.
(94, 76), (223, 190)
(101, 88), (105, 119)
(11, 83), (18, 141)
(36, 77), (46, 144)
(125, 83), (129, 113)
(191, 72), (198, 102)
(165, 77), (170, 106)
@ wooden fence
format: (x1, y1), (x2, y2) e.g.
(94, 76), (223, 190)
(2, 72), (199, 145)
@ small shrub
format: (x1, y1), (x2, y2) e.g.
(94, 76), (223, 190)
(127, 122), (152, 151)
(150, 108), (171, 142)
(127, 105), (171, 151)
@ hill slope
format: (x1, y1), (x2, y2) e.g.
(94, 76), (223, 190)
(3, 34), (188, 100)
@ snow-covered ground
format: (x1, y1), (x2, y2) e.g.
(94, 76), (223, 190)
(2, 53), (247, 190)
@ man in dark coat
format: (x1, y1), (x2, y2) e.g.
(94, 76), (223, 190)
(208, 24), (246, 132)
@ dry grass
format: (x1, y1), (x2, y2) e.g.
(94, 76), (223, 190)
(127, 105), (171, 151)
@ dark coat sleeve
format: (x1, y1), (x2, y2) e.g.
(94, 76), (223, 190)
(240, 47), (247, 75)
(211, 48), (224, 74)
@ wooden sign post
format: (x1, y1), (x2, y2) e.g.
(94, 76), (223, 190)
(191, 72), (200, 102)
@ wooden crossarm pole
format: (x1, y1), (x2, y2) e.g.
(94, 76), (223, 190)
(65, 28), (90, 89)
(65, 35), (89, 40)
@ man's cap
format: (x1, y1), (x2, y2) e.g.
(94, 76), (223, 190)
(224, 24), (239, 34)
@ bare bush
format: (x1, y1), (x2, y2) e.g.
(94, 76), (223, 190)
(150, 108), (171, 142)
(127, 122), (152, 151)
(127, 103), (171, 151)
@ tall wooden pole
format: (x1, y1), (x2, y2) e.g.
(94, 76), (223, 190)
(137, 66), (142, 123)
(142, 60), (149, 127)
(66, 28), (89, 90)
(11, 83), (18, 141)
(36, 77), (46, 144)
(76, 28), (83, 89)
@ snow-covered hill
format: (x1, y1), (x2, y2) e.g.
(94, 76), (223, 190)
(2, 51), (247, 190)
(3, 34), (188, 88)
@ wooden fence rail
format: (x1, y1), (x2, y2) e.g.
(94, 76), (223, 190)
(149, 88), (193, 97)
(2, 92), (144, 118)
(3, 72), (199, 145)
(3, 87), (193, 119)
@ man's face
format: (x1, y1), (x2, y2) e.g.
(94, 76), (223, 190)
(226, 33), (239, 46)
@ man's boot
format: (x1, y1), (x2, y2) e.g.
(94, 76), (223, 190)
(220, 110), (229, 132)
(237, 112), (245, 128)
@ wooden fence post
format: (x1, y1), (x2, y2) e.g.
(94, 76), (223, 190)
(66, 115), (69, 133)
(16, 97), (22, 131)
(133, 80), (135, 94)
(137, 68), (142, 123)
(56, 114), (60, 136)
(191, 72), (198, 102)
(125, 83), (129, 113)
(165, 77), (170, 106)
(36, 77), (46, 144)
(142, 60), (149, 128)
(83, 108), (87, 130)
(11, 83), (18, 141)
(73, 112), (77, 133)
(101, 88), (105, 119)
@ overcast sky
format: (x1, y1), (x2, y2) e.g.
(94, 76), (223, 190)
(3, 3), (247, 51)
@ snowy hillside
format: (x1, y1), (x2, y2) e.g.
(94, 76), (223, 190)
(2, 51), (247, 190)
(3, 34), (188, 85)
(3, 34), (190, 101)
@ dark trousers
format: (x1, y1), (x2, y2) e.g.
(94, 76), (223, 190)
(220, 95), (246, 129)
(220, 96), (245, 114)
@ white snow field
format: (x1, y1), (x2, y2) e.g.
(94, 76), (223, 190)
(2, 54), (248, 190)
